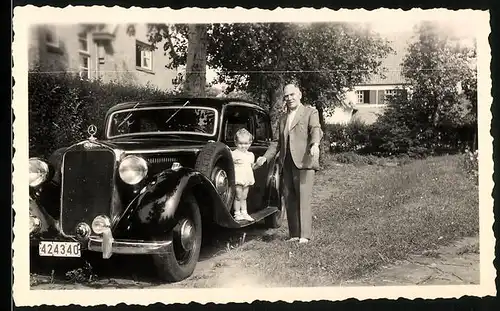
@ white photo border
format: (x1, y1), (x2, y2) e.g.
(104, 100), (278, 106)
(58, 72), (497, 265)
(12, 5), (495, 307)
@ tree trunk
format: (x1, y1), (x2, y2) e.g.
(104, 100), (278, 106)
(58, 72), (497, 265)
(269, 81), (284, 137)
(317, 105), (326, 130)
(184, 24), (208, 96)
(316, 105), (328, 168)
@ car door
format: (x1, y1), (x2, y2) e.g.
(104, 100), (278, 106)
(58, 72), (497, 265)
(250, 109), (272, 212)
(221, 104), (269, 214)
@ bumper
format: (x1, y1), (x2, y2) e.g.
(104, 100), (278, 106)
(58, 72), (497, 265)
(87, 237), (172, 255)
(31, 236), (173, 257)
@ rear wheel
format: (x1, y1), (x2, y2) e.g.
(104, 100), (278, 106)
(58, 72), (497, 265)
(264, 163), (284, 228)
(153, 194), (202, 282)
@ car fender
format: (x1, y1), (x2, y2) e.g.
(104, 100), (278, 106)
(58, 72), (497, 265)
(112, 167), (236, 240)
(29, 197), (61, 244)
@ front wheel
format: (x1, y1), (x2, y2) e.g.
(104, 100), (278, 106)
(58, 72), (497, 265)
(152, 194), (202, 282)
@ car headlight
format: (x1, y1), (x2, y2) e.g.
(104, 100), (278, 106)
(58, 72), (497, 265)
(118, 155), (148, 185)
(91, 215), (111, 234)
(29, 215), (41, 234)
(29, 158), (49, 187)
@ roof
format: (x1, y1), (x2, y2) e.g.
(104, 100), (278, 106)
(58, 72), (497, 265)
(358, 32), (413, 86)
(106, 97), (266, 115)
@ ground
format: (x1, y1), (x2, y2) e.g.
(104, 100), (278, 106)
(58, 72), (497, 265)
(30, 154), (479, 289)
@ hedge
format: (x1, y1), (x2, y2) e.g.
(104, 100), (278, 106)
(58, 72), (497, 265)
(323, 118), (476, 158)
(29, 66), (476, 159)
(325, 120), (372, 154)
(29, 67), (176, 158)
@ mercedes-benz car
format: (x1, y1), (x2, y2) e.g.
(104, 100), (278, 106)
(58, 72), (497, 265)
(29, 97), (283, 282)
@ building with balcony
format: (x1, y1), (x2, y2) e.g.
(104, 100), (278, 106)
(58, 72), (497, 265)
(28, 23), (178, 90)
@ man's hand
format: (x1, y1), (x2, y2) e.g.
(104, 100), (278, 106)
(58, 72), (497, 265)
(310, 143), (319, 156)
(254, 156), (267, 168)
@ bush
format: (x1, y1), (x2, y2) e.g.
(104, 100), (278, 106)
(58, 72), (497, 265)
(325, 120), (372, 153)
(365, 91), (476, 158)
(29, 67), (177, 158)
(461, 149), (479, 183)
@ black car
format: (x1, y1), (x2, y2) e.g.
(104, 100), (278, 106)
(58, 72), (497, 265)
(29, 97), (284, 282)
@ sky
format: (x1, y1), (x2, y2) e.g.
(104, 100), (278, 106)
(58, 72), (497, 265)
(366, 17), (480, 39)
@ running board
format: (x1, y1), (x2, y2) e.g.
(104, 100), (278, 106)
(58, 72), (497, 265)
(235, 206), (279, 227)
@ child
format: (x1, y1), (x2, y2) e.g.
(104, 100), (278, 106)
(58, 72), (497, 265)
(231, 128), (256, 222)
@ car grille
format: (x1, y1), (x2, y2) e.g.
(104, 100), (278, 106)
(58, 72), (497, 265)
(60, 149), (116, 236)
(146, 156), (178, 165)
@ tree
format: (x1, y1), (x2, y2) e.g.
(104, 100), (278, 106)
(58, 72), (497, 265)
(184, 24), (208, 96)
(372, 21), (477, 155)
(143, 23), (207, 96)
(205, 22), (392, 131)
(144, 22), (392, 132)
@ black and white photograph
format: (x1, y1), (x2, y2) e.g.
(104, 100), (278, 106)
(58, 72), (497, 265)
(12, 6), (494, 306)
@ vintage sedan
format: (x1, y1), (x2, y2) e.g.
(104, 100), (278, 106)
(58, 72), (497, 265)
(29, 98), (283, 282)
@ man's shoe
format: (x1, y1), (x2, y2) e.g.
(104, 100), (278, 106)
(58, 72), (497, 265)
(299, 238), (309, 244)
(286, 237), (299, 242)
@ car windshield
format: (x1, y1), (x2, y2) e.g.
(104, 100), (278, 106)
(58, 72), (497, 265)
(107, 107), (217, 138)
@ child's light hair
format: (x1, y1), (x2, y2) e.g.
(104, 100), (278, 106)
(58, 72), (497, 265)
(234, 128), (253, 144)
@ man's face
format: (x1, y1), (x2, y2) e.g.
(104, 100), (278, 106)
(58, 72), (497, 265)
(283, 85), (301, 110)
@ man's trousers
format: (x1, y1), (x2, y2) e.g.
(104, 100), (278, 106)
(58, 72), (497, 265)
(281, 145), (314, 240)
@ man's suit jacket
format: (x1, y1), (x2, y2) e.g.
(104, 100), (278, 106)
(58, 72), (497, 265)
(263, 103), (323, 171)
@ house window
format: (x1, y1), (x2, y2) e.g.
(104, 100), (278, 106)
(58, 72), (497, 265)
(136, 41), (153, 71)
(355, 90), (371, 104)
(45, 26), (59, 48)
(78, 32), (89, 52)
(384, 89), (398, 103)
(356, 91), (363, 104)
(79, 53), (90, 80)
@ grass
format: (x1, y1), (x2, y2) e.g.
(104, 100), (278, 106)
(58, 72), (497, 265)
(231, 153), (479, 287)
(456, 242), (480, 255)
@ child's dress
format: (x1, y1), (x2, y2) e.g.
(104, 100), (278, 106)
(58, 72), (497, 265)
(231, 149), (255, 187)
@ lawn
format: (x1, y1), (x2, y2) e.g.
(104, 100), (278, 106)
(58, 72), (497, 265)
(228, 153), (479, 287)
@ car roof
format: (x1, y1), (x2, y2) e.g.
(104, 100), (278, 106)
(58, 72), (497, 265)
(106, 97), (268, 115)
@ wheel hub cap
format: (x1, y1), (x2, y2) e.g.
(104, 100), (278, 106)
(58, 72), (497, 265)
(179, 219), (195, 251)
(214, 169), (228, 195)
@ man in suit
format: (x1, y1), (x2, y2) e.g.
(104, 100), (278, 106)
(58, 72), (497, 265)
(255, 84), (323, 243)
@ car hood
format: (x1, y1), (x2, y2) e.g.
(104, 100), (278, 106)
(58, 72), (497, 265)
(93, 137), (209, 153)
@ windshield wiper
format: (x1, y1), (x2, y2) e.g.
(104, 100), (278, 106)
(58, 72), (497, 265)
(117, 102), (140, 129)
(163, 100), (190, 127)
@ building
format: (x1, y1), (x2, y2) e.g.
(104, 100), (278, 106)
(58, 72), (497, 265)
(28, 23), (178, 90)
(325, 32), (412, 125)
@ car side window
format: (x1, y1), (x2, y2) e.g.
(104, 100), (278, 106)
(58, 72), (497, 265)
(223, 105), (254, 146)
(254, 111), (271, 143)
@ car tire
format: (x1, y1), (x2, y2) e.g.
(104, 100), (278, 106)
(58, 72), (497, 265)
(194, 141), (235, 210)
(264, 163), (284, 228)
(153, 194), (202, 282)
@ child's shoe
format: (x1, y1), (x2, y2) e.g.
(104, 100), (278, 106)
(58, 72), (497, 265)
(242, 212), (254, 221)
(234, 211), (245, 221)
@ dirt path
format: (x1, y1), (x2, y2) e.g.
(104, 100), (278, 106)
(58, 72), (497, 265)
(342, 236), (479, 286)
(30, 234), (478, 290)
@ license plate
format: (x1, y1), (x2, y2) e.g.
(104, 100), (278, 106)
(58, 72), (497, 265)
(39, 241), (81, 257)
